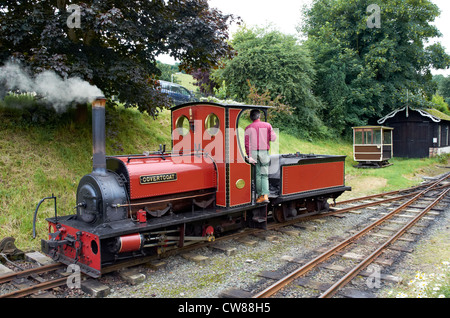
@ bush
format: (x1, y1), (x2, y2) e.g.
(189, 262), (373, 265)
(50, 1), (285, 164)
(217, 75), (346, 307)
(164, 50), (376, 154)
(0, 93), (62, 124)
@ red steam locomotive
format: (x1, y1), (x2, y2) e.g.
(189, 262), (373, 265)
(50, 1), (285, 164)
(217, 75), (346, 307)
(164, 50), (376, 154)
(37, 98), (350, 277)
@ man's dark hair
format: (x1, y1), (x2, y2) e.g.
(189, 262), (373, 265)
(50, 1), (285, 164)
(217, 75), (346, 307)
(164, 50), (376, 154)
(250, 109), (260, 121)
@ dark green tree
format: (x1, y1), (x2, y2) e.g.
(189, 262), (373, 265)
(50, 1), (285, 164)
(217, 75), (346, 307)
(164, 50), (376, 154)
(437, 76), (450, 105)
(156, 61), (181, 83)
(214, 26), (325, 138)
(302, 0), (450, 136)
(0, 0), (236, 116)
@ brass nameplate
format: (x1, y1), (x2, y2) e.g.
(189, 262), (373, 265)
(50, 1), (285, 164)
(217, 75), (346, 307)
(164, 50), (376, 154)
(140, 173), (177, 184)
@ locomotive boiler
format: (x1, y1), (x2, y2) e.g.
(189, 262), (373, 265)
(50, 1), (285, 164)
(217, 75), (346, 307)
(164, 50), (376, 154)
(38, 98), (350, 277)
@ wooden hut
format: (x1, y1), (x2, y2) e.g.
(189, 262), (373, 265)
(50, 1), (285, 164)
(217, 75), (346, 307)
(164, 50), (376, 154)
(352, 126), (394, 168)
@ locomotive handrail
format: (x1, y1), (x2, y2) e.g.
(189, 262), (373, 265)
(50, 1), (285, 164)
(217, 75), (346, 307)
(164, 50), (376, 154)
(32, 195), (57, 239)
(124, 150), (206, 163)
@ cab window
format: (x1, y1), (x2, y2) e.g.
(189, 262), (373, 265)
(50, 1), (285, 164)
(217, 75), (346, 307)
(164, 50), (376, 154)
(205, 113), (220, 136)
(176, 115), (190, 136)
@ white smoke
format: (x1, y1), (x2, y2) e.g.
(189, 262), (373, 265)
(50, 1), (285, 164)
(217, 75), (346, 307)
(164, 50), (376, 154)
(0, 61), (103, 112)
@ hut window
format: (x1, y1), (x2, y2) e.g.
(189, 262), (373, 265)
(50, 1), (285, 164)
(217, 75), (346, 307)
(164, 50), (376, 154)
(364, 130), (372, 144)
(383, 131), (392, 144)
(355, 130), (363, 144)
(355, 129), (386, 145)
(374, 130), (381, 144)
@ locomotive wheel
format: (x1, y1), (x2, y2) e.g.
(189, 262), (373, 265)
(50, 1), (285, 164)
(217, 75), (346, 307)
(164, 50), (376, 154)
(272, 206), (286, 223)
(317, 199), (330, 212)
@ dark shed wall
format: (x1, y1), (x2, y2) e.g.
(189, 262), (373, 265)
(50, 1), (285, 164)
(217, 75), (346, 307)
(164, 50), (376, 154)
(440, 124), (450, 147)
(383, 111), (436, 158)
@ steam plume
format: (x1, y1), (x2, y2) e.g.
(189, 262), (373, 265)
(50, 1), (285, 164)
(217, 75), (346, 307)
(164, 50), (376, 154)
(0, 61), (103, 112)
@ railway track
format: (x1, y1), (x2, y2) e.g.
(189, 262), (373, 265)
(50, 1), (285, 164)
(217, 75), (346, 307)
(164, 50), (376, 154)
(0, 263), (67, 298)
(252, 173), (450, 298)
(1, 175), (448, 298)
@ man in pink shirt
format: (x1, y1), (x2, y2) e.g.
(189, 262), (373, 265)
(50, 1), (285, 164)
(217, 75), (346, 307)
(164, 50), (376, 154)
(245, 109), (277, 203)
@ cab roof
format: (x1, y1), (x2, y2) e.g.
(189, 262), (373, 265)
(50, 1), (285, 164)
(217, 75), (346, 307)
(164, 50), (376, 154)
(170, 101), (272, 112)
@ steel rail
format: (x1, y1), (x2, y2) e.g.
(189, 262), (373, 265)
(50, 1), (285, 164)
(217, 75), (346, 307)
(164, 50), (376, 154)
(267, 191), (418, 228)
(333, 181), (435, 206)
(102, 178), (447, 275)
(0, 262), (66, 298)
(102, 186), (414, 275)
(309, 181), (450, 221)
(252, 173), (449, 298)
(319, 187), (450, 298)
(0, 276), (68, 298)
(0, 263), (63, 285)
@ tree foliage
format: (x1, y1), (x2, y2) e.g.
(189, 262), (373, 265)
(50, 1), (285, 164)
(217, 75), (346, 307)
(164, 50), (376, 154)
(191, 68), (218, 96)
(246, 80), (293, 118)
(436, 75), (450, 105)
(302, 0), (450, 136)
(431, 94), (450, 115)
(156, 61), (180, 83)
(214, 26), (325, 138)
(0, 0), (236, 116)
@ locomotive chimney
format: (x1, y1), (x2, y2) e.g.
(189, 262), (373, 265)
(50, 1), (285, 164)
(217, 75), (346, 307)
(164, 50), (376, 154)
(92, 96), (107, 176)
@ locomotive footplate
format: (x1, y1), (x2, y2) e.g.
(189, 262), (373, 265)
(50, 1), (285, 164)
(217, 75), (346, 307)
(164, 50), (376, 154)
(270, 185), (351, 205)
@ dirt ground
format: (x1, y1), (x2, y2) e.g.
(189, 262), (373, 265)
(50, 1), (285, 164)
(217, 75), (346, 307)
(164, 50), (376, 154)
(343, 175), (387, 199)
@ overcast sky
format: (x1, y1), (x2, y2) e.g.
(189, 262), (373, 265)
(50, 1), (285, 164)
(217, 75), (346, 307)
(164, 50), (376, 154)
(159, 0), (450, 76)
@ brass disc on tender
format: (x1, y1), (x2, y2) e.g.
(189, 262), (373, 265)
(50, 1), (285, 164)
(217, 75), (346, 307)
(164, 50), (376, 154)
(236, 179), (245, 189)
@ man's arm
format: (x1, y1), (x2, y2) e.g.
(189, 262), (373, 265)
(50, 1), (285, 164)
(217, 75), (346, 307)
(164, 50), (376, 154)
(269, 125), (276, 142)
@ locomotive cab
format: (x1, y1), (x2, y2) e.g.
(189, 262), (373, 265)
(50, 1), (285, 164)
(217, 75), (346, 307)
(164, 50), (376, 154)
(171, 103), (271, 208)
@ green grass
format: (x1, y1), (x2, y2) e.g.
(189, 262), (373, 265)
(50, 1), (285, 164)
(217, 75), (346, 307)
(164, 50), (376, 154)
(173, 73), (198, 92)
(0, 102), (447, 251)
